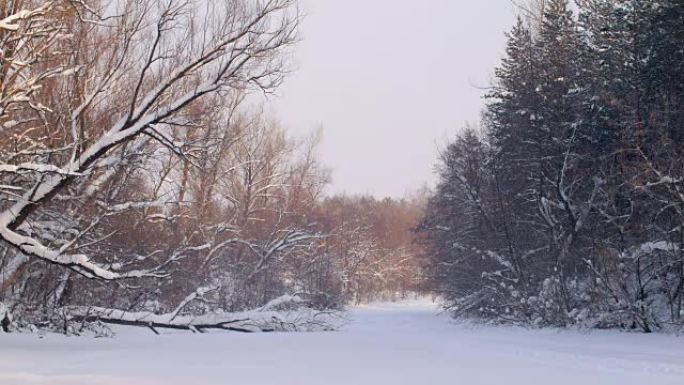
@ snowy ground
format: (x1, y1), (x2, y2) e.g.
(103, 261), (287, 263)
(1, 299), (683, 385)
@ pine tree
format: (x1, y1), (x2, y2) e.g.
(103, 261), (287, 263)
(422, 0), (684, 330)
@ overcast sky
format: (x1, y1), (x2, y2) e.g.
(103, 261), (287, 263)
(272, 0), (518, 198)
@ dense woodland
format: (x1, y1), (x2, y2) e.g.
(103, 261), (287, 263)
(1, 0), (683, 336)
(0, 0), (424, 334)
(420, 0), (684, 332)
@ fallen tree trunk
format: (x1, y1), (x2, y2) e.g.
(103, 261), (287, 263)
(69, 314), (258, 334)
(64, 295), (343, 335)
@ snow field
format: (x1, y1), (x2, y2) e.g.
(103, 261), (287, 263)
(1, 298), (682, 385)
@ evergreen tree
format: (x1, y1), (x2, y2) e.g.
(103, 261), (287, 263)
(422, 0), (684, 331)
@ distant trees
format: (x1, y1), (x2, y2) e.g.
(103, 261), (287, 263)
(420, 0), (684, 332)
(313, 196), (426, 304)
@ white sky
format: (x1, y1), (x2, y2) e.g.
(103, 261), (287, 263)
(272, 0), (518, 198)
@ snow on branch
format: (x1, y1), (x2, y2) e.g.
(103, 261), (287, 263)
(0, 0), (300, 279)
(0, 164), (81, 176)
(66, 294), (341, 334)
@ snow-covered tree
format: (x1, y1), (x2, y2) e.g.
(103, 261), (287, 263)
(422, 0), (684, 332)
(0, 0), (317, 333)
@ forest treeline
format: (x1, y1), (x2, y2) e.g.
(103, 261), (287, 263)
(0, 0), (424, 333)
(2, 0), (682, 336)
(419, 0), (684, 332)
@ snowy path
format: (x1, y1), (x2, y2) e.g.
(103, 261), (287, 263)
(1, 299), (683, 385)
